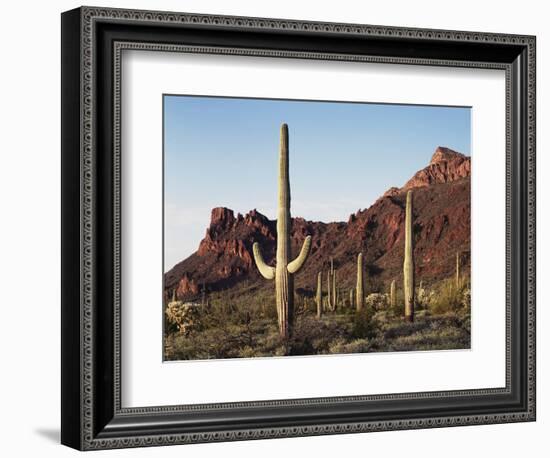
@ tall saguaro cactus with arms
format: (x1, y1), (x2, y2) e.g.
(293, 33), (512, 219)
(252, 123), (312, 339)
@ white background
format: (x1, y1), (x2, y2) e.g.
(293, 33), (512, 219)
(0, 0), (546, 457)
(123, 51), (506, 406)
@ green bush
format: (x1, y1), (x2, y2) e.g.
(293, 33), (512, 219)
(429, 278), (467, 314)
(351, 308), (378, 340)
(391, 287), (405, 317)
(329, 338), (372, 354)
(288, 316), (345, 355)
(365, 293), (388, 311)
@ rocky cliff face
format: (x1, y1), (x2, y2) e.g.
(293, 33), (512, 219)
(403, 147), (470, 190)
(165, 147), (471, 300)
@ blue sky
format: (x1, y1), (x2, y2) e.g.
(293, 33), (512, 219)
(164, 95), (471, 269)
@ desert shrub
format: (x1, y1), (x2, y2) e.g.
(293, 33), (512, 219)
(416, 285), (430, 309)
(258, 292), (280, 321)
(351, 308), (378, 340)
(164, 311), (179, 335)
(461, 287), (471, 309)
(164, 327), (223, 360)
(374, 313), (470, 352)
(391, 288), (405, 317)
(206, 285), (277, 322)
(429, 278), (465, 314)
(380, 317), (431, 339)
(460, 313), (471, 334)
(288, 316), (345, 355)
(165, 301), (205, 335)
(414, 309), (428, 319)
(238, 346), (260, 358)
(386, 326), (467, 351)
(373, 310), (391, 322)
(329, 338), (372, 355)
(365, 293), (388, 311)
(165, 318), (281, 360)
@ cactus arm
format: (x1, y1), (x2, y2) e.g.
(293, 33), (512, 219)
(287, 235), (312, 274)
(252, 242), (275, 280)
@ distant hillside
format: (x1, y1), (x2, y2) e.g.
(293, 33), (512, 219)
(165, 146), (471, 301)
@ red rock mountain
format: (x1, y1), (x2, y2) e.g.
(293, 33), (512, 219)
(165, 147), (470, 300)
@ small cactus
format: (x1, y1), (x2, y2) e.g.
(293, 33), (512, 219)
(253, 124), (312, 339)
(403, 190), (415, 322)
(390, 280), (396, 308)
(326, 258), (337, 311)
(349, 288), (354, 308)
(316, 272), (322, 319)
(455, 252), (460, 289)
(356, 252), (365, 311)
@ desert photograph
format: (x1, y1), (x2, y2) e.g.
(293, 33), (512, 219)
(163, 96), (471, 360)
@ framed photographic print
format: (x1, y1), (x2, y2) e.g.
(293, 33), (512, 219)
(61, 6), (536, 450)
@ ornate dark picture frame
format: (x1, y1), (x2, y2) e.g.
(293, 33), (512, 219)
(61, 6), (536, 451)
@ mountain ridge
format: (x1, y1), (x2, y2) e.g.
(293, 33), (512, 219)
(165, 147), (471, 301)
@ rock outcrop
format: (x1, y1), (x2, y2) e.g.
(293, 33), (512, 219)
(402, 147), (470, 190)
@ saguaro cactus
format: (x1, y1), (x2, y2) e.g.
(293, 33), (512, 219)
(349, 288), (354, 308)
(455, 251), (460, 289)
(390, 280), (396, 308)
(327, 270), (332, 310)
(316, 272), (322, 319)
(332, 269), (337, 310)
(252, 123), (312, 339)
(325, 257), (337, 311)
(403, 190), (415, 322)
(356, 252), (365, 311)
